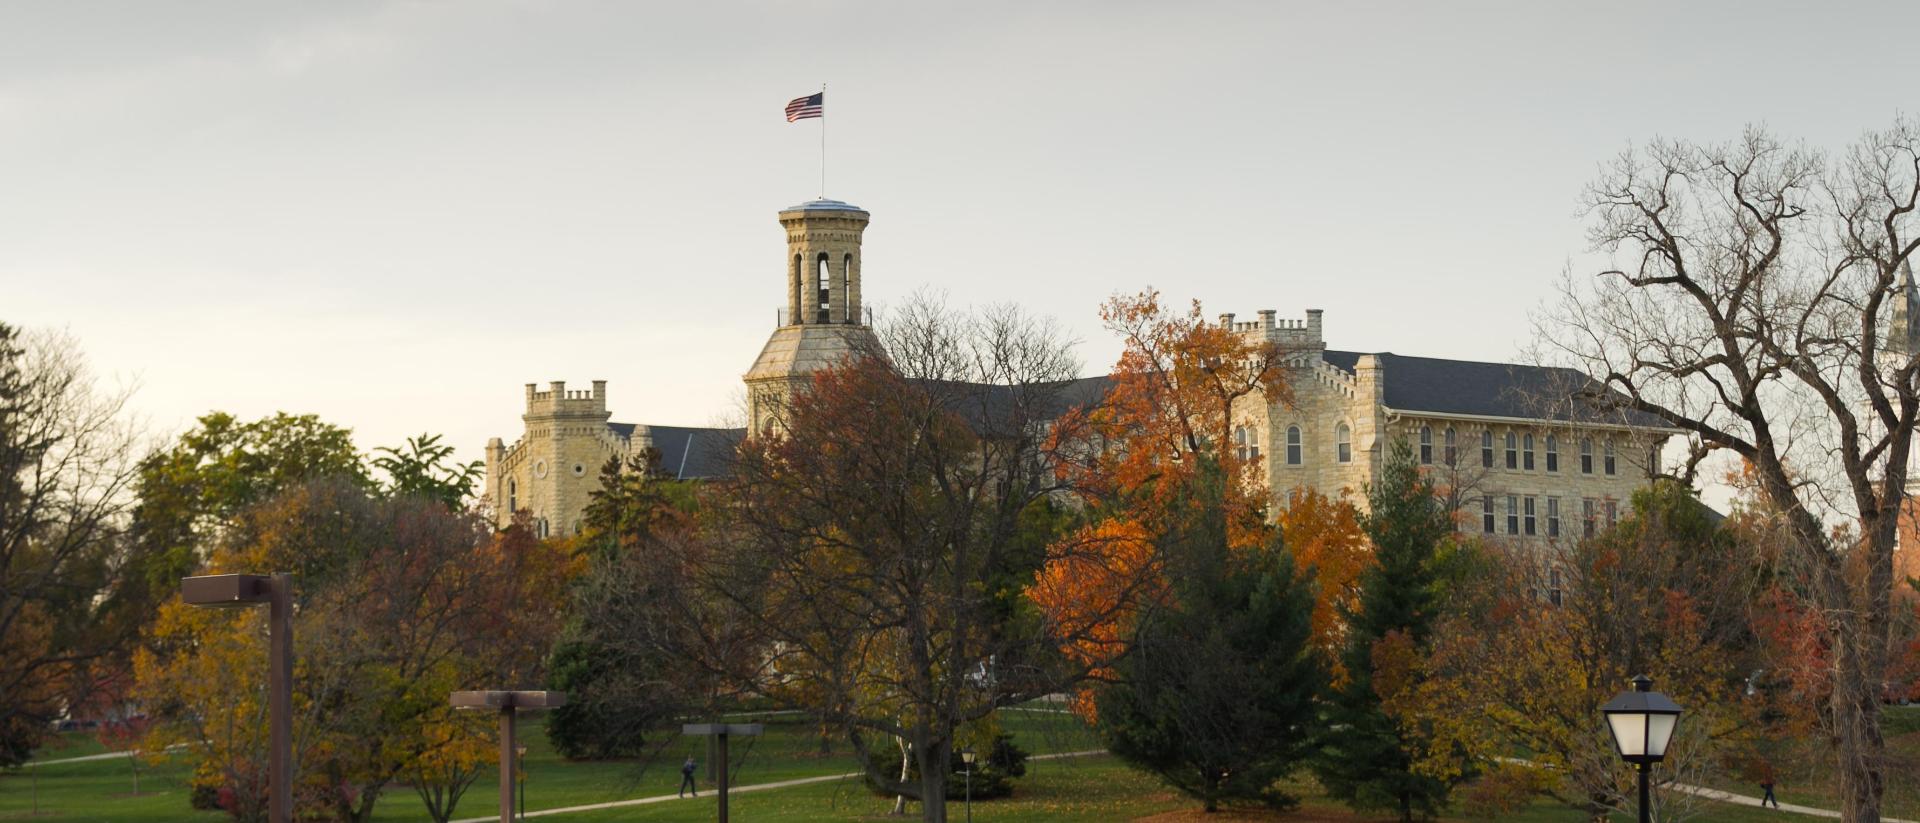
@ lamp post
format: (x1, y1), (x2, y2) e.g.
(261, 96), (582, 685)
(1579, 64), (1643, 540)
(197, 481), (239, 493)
(1602, 675), (1683, 823)
(515, 745), (528, 822)
(182, 573), (293, 823)
(960, 748), (977, 823)
(682, 723), (763, 823)
(449, 691), (566, 823)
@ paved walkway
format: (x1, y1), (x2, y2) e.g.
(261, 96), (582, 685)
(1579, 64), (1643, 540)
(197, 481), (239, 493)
(447, 749), (1107, 823)
(22, 744), (187, 768)
(1668, 781), (1917, 822)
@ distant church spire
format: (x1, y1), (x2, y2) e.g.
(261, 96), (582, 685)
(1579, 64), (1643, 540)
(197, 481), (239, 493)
(1893, 260), (1920, 358)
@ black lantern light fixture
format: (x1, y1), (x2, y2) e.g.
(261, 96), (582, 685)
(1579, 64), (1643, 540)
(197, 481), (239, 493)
(1601, 675), (1683, 823)
(960, 747), (978, 823)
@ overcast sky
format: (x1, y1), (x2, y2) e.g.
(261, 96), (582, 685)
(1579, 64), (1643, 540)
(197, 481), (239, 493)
(6, 0), (1917, 466)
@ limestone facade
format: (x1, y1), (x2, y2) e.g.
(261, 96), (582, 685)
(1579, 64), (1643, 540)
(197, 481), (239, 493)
(484, 381), (619, 537)
(484, 197), (1680, 559)
(1216, 307), (1679, 584)
(744, 199), (882, 433)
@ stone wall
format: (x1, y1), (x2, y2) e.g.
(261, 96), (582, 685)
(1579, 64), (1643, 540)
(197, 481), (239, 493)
(484, 380), (623, 534)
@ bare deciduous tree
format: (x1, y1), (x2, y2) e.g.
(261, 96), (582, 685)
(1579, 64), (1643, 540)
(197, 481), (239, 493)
(1540, 121), (1920, 822)
(0, 323), (140, 767)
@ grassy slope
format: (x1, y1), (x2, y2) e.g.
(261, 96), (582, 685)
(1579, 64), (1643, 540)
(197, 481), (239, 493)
(0, 710), (1801, 823)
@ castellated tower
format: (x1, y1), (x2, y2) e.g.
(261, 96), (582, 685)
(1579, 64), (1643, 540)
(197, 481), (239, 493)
(743, 199), (883, 432)
(483, 379), (620, 537)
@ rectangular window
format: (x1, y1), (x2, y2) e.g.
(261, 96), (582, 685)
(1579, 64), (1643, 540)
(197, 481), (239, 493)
(1605, 500), (1618, 527)
(1482, 496), (1495, 534)
(1505, 432), (1518, 469)
(1523, 496), (1537, 536)
(1548, 568), (1563, 606)
(1583, 498), (1596, 537)
(1547, 497), (1560, 538)
(1506, 495), (1520, 535)
(1522, 434), (1535, 471)
(1581, 439), (1594, 474)
(1546, 436), (1559, 473)
(1604, 439), (1617, 475)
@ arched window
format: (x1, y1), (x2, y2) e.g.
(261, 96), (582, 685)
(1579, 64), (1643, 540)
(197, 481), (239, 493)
(843, 253), (854, 323)
(1444, 427), (1457, 465)
(792, 254), (803, 323)
(1580, 437), (1594, 474)
(1286, 426), (1302, 465)
(816, 253), (832, 323)
(1522, 433), (1535, 470)
(1246, 424), (1259, 459)
(1419, 425), (1433, 464)
(1604, 438), (1617, 475)
(1335, 423), (1352, 463)
(1234, 426), (1248, 461)
(1481, 430), (1494, 467)
(1504, 431), (1518, 469)
(1545, 435), (1559, 472)
(507, 479), (517, 513)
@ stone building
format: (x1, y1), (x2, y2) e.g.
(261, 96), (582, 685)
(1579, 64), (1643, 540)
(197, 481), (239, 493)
(1217, 308), (1679, 601)
(483, 197), (1680, 559)
(482, 380), (739, 538)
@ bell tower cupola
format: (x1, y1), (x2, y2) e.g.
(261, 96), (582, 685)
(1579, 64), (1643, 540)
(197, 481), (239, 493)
(745, 199), (884, 434)
(780, 199), (871, 327)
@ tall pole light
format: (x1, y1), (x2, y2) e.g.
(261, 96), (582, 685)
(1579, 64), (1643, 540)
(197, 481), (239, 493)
(515, 745), (528, 822)
(182, 573), (293, 823)
(1602, 675), (1683, 823)
(683, 723), (764, 823)
(961, 747), (977, 823)
(450, 691), (566, 823)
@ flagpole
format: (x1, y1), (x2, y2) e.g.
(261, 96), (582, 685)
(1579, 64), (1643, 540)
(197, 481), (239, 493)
(819, 82), (827, 199)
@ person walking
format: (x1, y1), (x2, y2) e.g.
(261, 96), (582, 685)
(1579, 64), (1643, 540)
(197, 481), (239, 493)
(1759, 762), (1780, 809)
(679, 756), (699, 798)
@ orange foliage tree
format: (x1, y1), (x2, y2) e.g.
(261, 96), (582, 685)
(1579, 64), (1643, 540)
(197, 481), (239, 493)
(1030, 289), (1298, 714)
(1274, 488), (1372, 664)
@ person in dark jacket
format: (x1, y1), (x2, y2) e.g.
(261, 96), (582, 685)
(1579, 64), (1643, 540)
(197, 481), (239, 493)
(680, 756), (698, 798)
(1759, 763), (1780, 809)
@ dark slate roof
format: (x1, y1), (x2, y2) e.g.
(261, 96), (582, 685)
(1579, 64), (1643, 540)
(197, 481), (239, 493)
(1319, 350), (1672, 428)
(607, 423), (745, 480)
(912, 374), (1114, 435)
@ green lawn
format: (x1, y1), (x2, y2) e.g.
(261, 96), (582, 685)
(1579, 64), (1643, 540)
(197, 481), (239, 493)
(0, 709), (1815, 822)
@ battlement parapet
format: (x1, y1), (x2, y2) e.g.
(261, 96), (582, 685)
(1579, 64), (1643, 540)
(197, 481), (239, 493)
(1225, 308), (1326, 351)
(523, 379), (611, 419)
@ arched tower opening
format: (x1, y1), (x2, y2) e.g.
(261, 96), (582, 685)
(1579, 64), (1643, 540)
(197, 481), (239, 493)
(750, 199), (881, 434)
(778, 199), (870, 327)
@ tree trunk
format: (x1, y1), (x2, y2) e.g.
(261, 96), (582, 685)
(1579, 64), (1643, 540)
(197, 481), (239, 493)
(916, 736), (948, 823)
(891, 737), (911, 815)
(1831, 613), (1887, 823)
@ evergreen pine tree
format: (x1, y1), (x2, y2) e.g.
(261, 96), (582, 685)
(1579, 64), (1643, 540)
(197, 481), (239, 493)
(1314, 439), (1456, 821)
(1098, 456), (1324, 812)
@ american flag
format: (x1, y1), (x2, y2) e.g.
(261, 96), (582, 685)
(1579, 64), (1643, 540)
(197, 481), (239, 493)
(785, 92), (824, 122)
